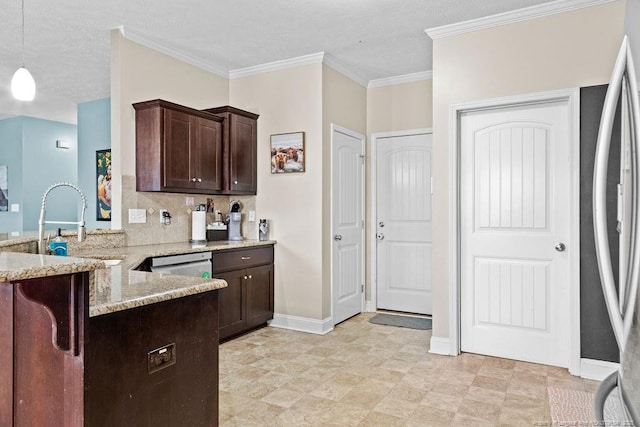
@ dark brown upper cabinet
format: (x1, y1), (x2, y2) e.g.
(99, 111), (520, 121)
(133, 99), (224, 194)
(203, 106), (259, 195)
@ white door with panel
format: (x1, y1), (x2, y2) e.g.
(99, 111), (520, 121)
(460, 101), (571, 367)
(332, 125), (365, 325)
(376, 133), (433, 314)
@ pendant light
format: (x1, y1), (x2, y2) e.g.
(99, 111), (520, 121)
(11, 0), (36, 101)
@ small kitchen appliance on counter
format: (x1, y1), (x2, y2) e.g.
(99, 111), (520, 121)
(228, 200), (243, 241)
(259, 219), (269, 241)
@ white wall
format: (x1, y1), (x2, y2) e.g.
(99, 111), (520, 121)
(430, 0), (627, 339)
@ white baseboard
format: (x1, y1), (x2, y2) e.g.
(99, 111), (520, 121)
(364, 300), (376, 312)
(429, 336), (452, 355)
(580, 358), (619, 381)
(269, 313), (334, 335)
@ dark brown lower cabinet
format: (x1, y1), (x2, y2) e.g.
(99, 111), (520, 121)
(0, 272), (220, 426)
(214, 246), (274, 341)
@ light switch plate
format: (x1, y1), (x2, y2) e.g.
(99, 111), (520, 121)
(10, 203), (19, 212)
(248, 210), (256, 222)
(128, 208), (147, 224)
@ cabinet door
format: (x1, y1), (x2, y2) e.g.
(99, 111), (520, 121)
(228, 114), (257, 194)
(246, 264), (274, 328)
(194, 117), (222, 192)
(164, 109), (194, 190)
(216, 269), (247, 340)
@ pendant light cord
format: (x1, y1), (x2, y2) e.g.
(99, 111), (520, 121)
(20, 0), (25, 67)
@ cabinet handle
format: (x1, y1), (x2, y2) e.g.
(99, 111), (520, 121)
(241, 256), (251, 260)
(197, 178), (202, 182)
(248, 275), (252, 279)
(244, 275), (248, 280)
(191, 177), (197, 182)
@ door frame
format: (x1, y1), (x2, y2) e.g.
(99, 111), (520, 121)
(330, 123), (366, 325)
(449, 88), (581, 374)
(369, 128), (433, 313)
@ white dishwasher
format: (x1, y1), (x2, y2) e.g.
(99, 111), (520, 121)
(150, 252), (212, 278)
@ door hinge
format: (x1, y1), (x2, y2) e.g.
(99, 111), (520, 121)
(430, 177), (434, 195)
(361, 284), (364, 293)
(361, 220), (365, 229)
(359, 154), (365, 165)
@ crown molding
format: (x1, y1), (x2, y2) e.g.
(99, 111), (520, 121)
(118, 26), (230, 79)
(368, 71), (433, 88)
(229, 51), (368, 87)
(425, 0), (618, 40)
(322, 53), (368, 87)
(229, 52), (325, 79)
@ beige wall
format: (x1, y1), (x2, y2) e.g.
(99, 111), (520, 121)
(110, 30), (230, 244)
(230, 64), (325, 320)
(367, 79), (433, 135)
(431, 1), (627, 339)
(321, 64), (367, 318)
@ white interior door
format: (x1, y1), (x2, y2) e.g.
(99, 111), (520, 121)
(332, 125), (364, 325)
(460, 101), (571, 367)
(376, 132), (433, 315)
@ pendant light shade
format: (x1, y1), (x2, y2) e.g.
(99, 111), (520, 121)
(12, 0), (36, 101)
(11, 66), (36, 101)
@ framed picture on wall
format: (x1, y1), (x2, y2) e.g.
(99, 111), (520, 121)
(271, 132), (305, 173)
(96, 149), (111, 221)
(0, 165), (8, 212)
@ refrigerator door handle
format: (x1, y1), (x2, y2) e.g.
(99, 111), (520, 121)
(593, 36), (640, 352)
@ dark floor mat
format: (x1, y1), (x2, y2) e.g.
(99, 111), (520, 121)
(369, 313), (432, 330)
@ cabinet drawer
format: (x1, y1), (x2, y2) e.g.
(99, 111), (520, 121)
(213, 246), (273, 272)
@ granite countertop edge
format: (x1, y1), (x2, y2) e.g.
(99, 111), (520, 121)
(1, 239), (276, 317)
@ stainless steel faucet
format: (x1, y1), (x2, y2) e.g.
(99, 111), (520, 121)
(38, 182), (87, 254)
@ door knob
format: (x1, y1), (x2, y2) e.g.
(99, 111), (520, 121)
(555, 242), (566, 252)
(377, 233), (384, 240)
(334, 234), (342, 241)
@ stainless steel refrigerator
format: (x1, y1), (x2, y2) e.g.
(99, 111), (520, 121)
(593, 36), (640, 425)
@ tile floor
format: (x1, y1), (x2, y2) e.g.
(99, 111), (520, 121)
(219, 313), (600, 426)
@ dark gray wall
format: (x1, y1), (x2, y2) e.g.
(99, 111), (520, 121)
(580, 85), (620, 363)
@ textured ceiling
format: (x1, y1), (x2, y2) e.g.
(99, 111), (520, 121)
(0, 0), (555, 123)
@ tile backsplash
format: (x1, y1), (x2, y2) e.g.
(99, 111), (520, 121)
(121, 175), (257, 246)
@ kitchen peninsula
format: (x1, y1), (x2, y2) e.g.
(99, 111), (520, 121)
(0, 237), (273, 426)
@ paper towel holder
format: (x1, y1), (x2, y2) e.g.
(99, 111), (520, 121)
(190, 204), (208, 244)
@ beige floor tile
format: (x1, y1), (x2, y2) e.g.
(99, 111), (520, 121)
(420, 391), (464, 412)
(464, 385), (506, 406)
(340, 389), (386, 408)
(472, 374), (510, 392)
(410, 405), (456, 425)
(358, 410), (408, 426)
(373, 396), (420, 419)
(309, 381), (352, 401)
(219, 313), (599, 426)
(261, 388), (306, 408)
(457, 397), (502, 423)
(451, 413), (498, 426)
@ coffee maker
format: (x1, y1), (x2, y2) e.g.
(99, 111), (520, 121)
(227, 200), (243, 241)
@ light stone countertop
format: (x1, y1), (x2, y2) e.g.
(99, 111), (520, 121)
(0, 239), (276, 317)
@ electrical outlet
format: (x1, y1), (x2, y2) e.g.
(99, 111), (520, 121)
(248, 210), (256, 222)
(10, 203), (19, 212)
(185, 197), (194, 206)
